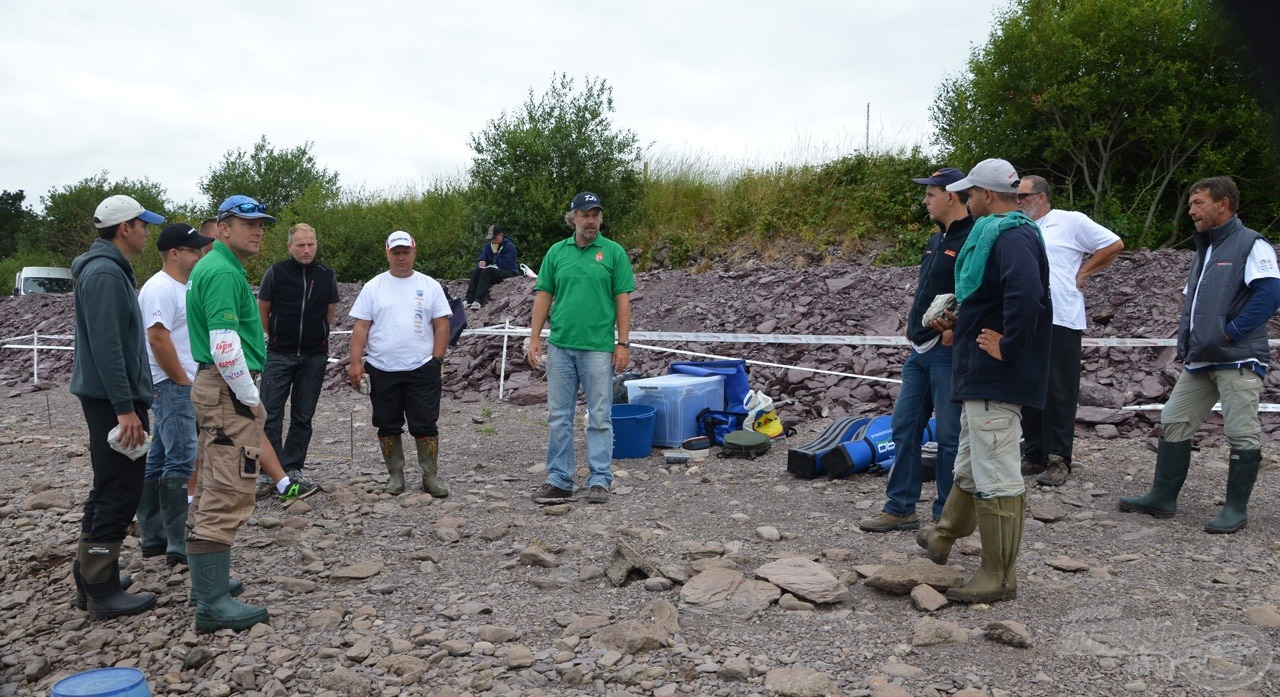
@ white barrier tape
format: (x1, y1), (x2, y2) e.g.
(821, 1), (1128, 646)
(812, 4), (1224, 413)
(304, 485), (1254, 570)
(628, 342), (902, 384)
(2, 345), (73, 351)
(1124, 403), (1280, 413)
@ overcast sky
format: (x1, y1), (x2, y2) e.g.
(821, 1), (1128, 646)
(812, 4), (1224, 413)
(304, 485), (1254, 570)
(0, 1), (1005, 210)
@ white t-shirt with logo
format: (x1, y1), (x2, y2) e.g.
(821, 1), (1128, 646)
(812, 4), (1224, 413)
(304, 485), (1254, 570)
(137, 270), (196, 384)
(1034, 208), (1122, 330)
(350, 271), (452, 372)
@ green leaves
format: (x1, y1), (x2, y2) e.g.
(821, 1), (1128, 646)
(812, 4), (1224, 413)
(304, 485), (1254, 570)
(198, 137), (340, 217)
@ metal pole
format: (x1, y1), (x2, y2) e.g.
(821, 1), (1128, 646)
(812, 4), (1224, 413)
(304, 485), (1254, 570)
(349, 410), (355, 462)
(32, 330), (38, 384)
(499, 320), (510, 400)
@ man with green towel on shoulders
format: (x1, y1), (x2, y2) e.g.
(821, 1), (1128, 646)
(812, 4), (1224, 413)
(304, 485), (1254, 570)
(916, 158), (1053, 604)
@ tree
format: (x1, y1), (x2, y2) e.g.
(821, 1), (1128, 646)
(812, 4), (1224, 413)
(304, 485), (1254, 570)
(0, 190), (34, 259)
(199, 136), (340, 216)
(468, 74), (647, 264)
(41, 172), (169, 264)
(932, 0), (1280, 246)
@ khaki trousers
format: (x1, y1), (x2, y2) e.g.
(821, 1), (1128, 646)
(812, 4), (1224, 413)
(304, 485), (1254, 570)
(953, 399), (1025, 499)
(1161, 368), (1262, 450)
(189, 369), (262, 546)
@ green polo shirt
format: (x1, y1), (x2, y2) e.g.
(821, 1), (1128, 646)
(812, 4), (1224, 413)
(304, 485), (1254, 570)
(187, 241), (267, 371)
(535, 233), (636, 352)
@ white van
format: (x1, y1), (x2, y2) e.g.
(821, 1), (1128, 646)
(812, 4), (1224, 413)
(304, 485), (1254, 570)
(13, 267), (74, 296)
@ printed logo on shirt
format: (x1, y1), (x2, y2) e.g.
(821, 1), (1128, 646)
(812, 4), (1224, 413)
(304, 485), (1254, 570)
(1215, 261), (1233, 266)
(1259, 257), (1277, 273)
(596, 251), (604, 262)
(944, 249), (958, 257)
(416, 289), (424, 298)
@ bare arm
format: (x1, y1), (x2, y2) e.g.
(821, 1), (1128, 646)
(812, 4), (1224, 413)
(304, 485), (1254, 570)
(147, 324), (191, 385)
(528, 290), (552, 368)
(327, 302), (337, 327)
(258, 299), (271, 335)
(1076, 240), (1124, 290)
(348, 318), (371, 390)
(613, 292), (631, 372)
(431, 316), (449, 360)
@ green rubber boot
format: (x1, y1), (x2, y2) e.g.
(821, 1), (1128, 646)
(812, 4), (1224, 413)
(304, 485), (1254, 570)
(946, 494), (1024, 604)
(1205, 449), (1261, 534)
(188, 547), (268, 633)
(380, 436), (405, 495)
(136, 479), (165, 558)
(158, 477), (189, 566)
(1118, 439), (1192, 519)
(917, 484), (977, 565)
(416, 436), (449, 498)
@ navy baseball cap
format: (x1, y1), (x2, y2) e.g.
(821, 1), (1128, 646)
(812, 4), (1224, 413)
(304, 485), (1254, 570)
(912, 168), (966, 188)
(217, 195), (277, 224)
(156, 223), (215, 251)
(570, 192), (603, 212)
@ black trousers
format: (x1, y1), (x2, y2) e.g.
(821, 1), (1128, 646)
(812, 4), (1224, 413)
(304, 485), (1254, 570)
(367, 361), (442, 438)
(1021, 324), (1082, 466)
(80, 398), (150, 542)
(465, 267), (515, 303)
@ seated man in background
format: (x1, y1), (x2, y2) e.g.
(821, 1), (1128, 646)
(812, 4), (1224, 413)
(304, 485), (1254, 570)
(464, 224), (518, 309)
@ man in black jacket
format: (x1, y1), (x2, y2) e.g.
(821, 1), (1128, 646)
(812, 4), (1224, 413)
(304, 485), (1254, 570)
(256, 223), (339, 495)
(860, 168), (972, 532)
(917, 158), (1052, 604)
(1120, 176), (1280, 534)
(70, 194), (165, 619)
(464, 224), (519, 309)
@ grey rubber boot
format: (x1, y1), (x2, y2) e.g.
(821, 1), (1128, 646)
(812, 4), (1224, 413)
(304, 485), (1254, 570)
(1205, 449), (1261, 534)
(158, 477), (189, 566)
(1118, 439), (1192, 518)
(188, 548), (268, 633)
(380, 436), (405, 495)
(79, 541), (156, 619)
(136, 479), (165, 558)
(415, 436), (449, 498)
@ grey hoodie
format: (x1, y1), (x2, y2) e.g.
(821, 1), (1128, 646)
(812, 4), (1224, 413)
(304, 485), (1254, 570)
(69, 238), (152, 413)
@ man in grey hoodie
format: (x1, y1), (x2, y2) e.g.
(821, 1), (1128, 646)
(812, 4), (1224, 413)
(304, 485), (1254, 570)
(69, 194), (165, 619)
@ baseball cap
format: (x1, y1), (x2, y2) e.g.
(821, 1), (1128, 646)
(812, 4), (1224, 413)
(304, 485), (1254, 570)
(156, 223), (216, 252)
(93, 195), (165, 229)
(486, 224), (505, 240)
(912, 168), (966, 188)
(570, 192), (603, 212)
(386, 230), (416, 249)
(216, 195), (277, 224)
(946, 158), (1021, 193)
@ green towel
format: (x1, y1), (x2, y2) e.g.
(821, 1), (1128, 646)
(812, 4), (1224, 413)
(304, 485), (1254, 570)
(954, 211), (1040, 304)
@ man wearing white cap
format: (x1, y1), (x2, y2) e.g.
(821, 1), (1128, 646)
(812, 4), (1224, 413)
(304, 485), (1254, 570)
(348, 231), (453, 498)
(917, 159), (1053, 605)
(70, 194), (165, 619)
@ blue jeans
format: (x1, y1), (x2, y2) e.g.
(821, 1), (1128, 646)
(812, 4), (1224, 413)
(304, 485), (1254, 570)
(145, 380), (197, 481)
(261, 352), (328, 472)
(545, 344), (614, 491)
(883, 346), (961, 519)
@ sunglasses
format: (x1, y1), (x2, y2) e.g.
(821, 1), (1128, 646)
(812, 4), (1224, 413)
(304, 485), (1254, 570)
(217, 202), (266, 220)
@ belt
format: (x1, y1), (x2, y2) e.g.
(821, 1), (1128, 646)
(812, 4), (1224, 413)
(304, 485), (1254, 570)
(197, 363), (261, 379)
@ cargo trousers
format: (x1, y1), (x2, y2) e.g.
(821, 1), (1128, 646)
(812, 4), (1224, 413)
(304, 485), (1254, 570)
(188, 367), (262, 546)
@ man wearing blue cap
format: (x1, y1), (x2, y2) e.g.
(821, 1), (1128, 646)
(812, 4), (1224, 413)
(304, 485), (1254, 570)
(185, 195), (315, 632)
(70, 194), (165, 619)
(860, 168), (972, 533)
(528, 192), (635, 505)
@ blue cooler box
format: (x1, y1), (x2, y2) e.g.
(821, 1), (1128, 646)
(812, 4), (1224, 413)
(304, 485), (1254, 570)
(625, 374), (725, 447)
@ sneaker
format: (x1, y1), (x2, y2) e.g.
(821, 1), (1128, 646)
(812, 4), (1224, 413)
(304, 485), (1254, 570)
(1036, 455), (1071, 487)
(279, 479), (319, 503)
(858, 511), (920, 533)
(468, 301), (482, 310)
(586, 485), (609, 504)
(532, 483), (573, 505)
(254, 480), (275, 500)
(1020, 455), (1046, 476)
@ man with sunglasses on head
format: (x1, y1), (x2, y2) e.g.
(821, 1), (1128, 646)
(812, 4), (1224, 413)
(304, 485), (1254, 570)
(134, 223), (215, 570)
(69, 194), (165, 619)
(1016, 176), (1123, 487)
(185, 195), (316, 633)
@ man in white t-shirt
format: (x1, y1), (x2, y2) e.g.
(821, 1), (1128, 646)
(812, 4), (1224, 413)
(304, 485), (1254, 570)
(348, 231), (453, 498)
(136, 222), (214, 566)
(1016, 175), (1124, 486)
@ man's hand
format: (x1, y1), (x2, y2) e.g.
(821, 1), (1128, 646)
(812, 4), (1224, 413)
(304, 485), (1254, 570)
(940, 329), (954, 347)
(929, 309), (957, 334)
(977, 328), (1004, 361)
(614, 345), (631, 372)
(478, 260), (487, 268)
(115, 412), (146, 449)
(528, 335), (544, 368)
(348, 362), (365, 391)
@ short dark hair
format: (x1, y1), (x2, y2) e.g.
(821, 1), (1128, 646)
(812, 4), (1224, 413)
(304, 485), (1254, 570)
(97, 218), (135, 241)
(1022, 175), (1051, 205)
(1190, 176), (1239, 213)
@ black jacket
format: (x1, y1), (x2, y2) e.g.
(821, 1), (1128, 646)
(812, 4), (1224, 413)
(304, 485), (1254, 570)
(259, 259), (339, 355)
(951, 223), (1053, 409)
(907, 216), (973, 347)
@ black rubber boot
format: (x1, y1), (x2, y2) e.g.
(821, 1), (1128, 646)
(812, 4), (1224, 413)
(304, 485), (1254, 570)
(136, 479), (165, 558)
(189, 547), (268, 633)
(1118, 439), (1192, 519)
(1205, 449), (1261, 534)
(72, 559), (132, 611)
(79, 542), (156, 619)
(158, 477), (189, 566)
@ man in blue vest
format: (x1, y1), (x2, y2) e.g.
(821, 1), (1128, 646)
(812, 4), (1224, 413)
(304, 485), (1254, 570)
(1120, 176), (1280, 534)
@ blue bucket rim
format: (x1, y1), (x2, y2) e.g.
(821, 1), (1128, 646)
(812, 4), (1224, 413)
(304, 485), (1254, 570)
(52, 667), (147, 697)
(612, 403), (656, 418)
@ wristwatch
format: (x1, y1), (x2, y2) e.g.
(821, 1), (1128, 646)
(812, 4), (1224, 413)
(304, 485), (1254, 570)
(616, 341), (629, 347)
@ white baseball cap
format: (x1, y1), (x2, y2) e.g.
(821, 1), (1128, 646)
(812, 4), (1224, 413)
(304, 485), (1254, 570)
(386, 230), (416, 249)
(93, 194), (165, 229)
(946, 158), (1021, 194)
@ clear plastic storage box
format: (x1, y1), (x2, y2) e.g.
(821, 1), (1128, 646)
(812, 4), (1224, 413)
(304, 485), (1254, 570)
(624, 374), (725, 447)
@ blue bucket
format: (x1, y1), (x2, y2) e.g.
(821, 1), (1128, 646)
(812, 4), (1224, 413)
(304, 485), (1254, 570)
(612, 403), (656, 459)
(52, 668), (151, 697)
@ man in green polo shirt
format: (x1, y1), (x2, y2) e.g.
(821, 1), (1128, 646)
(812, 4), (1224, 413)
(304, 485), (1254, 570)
(185, 195), (315, 633)
(528, 191), (635, 505)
